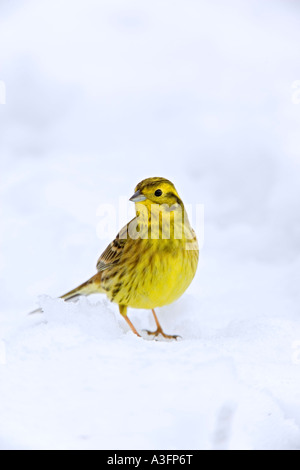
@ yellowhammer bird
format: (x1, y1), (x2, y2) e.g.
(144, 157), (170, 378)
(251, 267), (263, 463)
(32, 177), (199, 339)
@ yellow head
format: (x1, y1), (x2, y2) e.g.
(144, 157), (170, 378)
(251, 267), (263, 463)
(129, 177), (183, 209)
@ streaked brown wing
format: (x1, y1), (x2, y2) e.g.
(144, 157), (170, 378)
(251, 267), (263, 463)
(96, 219), (132, 272)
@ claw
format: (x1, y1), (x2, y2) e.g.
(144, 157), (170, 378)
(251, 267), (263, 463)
(143, 328), (181, 341)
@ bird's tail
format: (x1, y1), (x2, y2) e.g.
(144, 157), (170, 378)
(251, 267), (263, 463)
(29, 272), (103, 315)
(60, 272), (103, 301)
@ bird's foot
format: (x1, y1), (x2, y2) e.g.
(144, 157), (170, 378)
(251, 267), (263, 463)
(143, 327), (181, 341)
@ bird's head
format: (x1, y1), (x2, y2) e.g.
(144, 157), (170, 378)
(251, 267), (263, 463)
(129, 177), (183, 210)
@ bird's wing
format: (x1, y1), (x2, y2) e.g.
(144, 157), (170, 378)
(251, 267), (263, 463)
(96, 219), (133, 272)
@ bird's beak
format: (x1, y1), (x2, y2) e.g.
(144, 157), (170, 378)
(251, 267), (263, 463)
(129, 190), (147, 202)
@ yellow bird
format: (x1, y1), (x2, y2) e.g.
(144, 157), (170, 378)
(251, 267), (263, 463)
(33, 177), (199, 339)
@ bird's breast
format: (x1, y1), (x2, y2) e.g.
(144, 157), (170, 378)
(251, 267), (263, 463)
(111, 237), (198, 309)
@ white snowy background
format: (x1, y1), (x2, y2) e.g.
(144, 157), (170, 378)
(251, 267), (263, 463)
(1, 0), (300, 450)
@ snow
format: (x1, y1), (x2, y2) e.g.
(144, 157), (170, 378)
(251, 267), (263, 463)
(1, 0), (300, 450)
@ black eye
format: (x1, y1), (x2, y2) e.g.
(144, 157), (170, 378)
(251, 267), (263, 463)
(155, 189), (162, 197)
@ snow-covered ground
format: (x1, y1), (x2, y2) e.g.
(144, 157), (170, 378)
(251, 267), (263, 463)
(1, 0), (300, 450)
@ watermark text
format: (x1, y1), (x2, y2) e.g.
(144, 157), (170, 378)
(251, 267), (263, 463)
(96, 199), (204, 250)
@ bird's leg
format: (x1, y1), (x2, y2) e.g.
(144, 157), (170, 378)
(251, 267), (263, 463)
(144, 309), (180, 340)
(119, 305), (141, 337)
